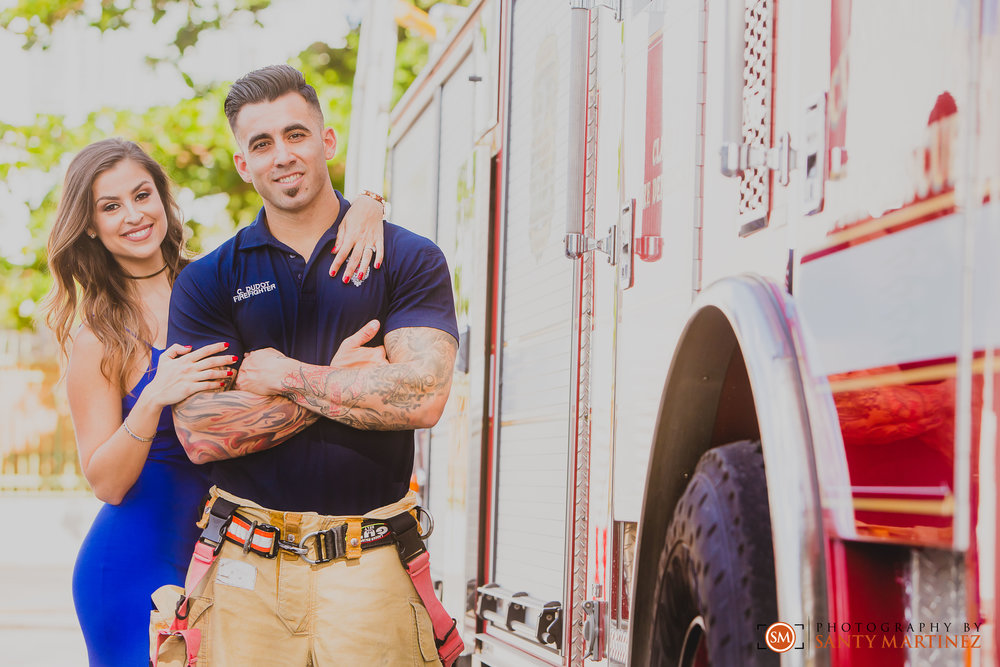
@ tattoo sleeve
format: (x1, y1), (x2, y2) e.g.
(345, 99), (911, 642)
(279, 327), (458, 430)
(173, 390), (319, 463)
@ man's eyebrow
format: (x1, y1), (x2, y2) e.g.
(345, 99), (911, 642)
(246, 125), (309, 148)
(247, 131), (273, 147)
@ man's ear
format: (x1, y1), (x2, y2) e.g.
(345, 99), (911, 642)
(233, 152), (252, 184)
(323, 127), (337, 160)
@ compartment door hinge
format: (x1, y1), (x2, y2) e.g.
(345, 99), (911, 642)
(566, 200), (634, 266)
(566, 226), (617, 264)
(569, 0), (622, 21)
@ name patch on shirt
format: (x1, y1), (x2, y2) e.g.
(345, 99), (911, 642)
(233, 280), (277, 302)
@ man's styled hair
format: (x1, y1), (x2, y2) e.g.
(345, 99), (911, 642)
(224, 64), (324, 130)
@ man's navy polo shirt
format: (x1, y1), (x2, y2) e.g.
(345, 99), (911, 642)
(167, 192), (458, 515)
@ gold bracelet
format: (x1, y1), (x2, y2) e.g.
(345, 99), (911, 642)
(358, 189), (390, 218)
(358, 189), (385, 208)
(122, 419), (154, 443)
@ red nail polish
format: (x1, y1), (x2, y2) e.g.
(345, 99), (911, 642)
(227, 370), (233, 376)
(332, 245), (339, 253)
(232, 356), (238, 362)
(343, 274), (349, 283)
(219, 381), (226, 387)
(223, 342), (229, 349)
(375, 261), (381, 269)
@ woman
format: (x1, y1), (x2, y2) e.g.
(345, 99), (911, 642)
(44, 138), (384, 666)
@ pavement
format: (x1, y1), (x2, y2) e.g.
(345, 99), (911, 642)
(0, 493), (101, 667)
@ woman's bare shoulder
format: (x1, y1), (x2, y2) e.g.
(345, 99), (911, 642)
(70, 323), (104, 354)
(67, 325), (109, 381)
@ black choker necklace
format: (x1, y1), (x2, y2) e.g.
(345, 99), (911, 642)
(126, 264), (168, 280)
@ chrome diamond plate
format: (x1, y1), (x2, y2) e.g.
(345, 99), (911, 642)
(905, 549), (965, 667)
(739, 0), (772, 222)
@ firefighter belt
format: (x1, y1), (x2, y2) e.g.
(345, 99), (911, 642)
(150, 486), (462, 667)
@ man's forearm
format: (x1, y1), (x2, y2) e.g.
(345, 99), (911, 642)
(279, 329), (457, 430)
(278, 360), (450, 430)
(173, 390), (318, 463)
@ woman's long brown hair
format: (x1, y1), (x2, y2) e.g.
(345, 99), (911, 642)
(43, 138), (189, 394)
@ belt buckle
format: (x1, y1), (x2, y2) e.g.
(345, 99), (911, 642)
(199, 511), (233, 555)
(296, 524), (347, 564)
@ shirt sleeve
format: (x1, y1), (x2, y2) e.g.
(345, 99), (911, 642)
(383, 240), (459, 342)
(167, 257), (246, 359)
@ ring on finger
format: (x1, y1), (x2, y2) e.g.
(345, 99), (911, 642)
(368, 244), (377, 253)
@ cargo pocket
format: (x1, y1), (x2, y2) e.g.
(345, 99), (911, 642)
(150, 584), (184, 657)
(409, 598), (441, 665)
(153, 595), (213, 667)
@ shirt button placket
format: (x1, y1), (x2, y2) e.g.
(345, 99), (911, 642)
(288, 253), (304, 286)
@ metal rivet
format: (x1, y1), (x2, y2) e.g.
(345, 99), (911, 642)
(350, 537), (359, 547)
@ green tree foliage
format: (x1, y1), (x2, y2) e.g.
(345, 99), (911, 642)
(1, 0), (466, 331)
(0, 0), (271, 53)
(393, 0), (470, 105)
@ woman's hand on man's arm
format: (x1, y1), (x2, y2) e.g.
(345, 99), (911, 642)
(329, 191), (386, 282)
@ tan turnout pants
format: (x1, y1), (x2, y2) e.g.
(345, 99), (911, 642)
(151, 486), (442, 666)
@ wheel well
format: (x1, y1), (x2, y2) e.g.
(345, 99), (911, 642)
(711, 339), (760, 448)
(629, 306), (761, 663)
(629, 276), (832, 666)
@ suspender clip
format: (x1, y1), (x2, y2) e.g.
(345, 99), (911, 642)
(198, 497), (239, 554)
(386, 511), (426, 564)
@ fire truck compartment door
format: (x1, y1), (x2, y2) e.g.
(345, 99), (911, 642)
(491, 0), (575, 608)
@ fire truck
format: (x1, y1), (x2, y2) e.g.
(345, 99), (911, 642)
(369, 0), (1000, 664)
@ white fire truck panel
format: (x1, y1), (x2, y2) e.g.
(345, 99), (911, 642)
(493, 0), (575, 606)
(390, 99), (440, 240)
(613, 0), (701, 522)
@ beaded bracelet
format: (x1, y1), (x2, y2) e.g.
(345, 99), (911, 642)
(123, 419), (154, 443)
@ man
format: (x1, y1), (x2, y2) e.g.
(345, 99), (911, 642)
(160, 64), (459, 666)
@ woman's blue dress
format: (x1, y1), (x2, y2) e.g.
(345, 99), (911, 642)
(72, 347), (210, 666)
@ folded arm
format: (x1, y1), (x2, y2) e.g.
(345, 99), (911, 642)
(240, 327), (458, 431)
(172, 391), (318, 463)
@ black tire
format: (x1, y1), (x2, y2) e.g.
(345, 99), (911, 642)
(649, 440), (779, 666)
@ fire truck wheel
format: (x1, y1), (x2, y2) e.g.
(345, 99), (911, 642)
(650, 439), (778, 667)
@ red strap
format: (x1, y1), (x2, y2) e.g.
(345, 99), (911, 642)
(153, 541), (216, 666)
(404, 552), (464, 667)
(154, 628), (201, 666)
(173, 541), (217, 627)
